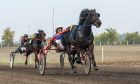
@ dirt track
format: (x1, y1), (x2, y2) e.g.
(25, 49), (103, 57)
(0, 63), (140, 84)
(0, 46), (140, 84)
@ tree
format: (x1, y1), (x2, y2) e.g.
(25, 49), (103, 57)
(125, 32), (140, 44)
(105, 28), (119, 44)
(94, 27), (119, 45)
(2, 27), (15, 47)
(95, 32), (108, 45)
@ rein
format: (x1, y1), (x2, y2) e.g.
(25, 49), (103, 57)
(34, 38), (43, 41)
(78, 24), (92, 27)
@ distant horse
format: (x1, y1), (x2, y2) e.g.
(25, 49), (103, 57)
(25, 30), (46, 68)
(61, 9), (102, 72)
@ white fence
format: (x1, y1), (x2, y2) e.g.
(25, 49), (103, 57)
(94, 41), (140, 46)
(0, 42), (20, 47)
(101, 46), (104, 63)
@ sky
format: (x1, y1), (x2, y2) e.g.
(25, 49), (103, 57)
(0, 0), (140, 42)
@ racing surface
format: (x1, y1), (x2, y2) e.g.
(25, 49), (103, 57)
(0, 46), (140, 84)
(0, 64), (140, 84)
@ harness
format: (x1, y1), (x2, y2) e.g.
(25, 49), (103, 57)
(70, 24), (92, 41)
(49, 25), (92, 44)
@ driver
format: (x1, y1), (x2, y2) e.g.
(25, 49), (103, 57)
(19, 34), (30, 53)
(54, 27), (65, 50)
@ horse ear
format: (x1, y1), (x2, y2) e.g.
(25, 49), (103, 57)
(90, 9), (96, 14)
(96, 13), (100, 17)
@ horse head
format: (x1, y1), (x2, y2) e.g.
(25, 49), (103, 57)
(38, 30), (46, 42)
(79, 9), (102, 28)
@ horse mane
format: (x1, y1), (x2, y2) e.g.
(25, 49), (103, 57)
(33, 30), (46, 40)
(35, 33), (40, 39)
(79, 8), (96, 25)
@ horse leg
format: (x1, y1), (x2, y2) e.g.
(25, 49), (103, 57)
(76, 48), (82, 64)
(25, 50), (31, 65)
(34, 51), (39, 68)
(90, 44), (98, 70)
(68, 54), (77, 73)
(66, 46), (76, 73)
(72, 54), (75, 64)
(24, 44), (33, 65)
(25, 56), (28, 65)
(91, 53), (98, 70)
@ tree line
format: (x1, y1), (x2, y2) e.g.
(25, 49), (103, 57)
(1, 27), (140, 47)
(95, 27), (140, 45)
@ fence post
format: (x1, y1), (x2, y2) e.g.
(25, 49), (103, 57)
(1, 42), (2, 47)
(100, 41), (102, 46)
(114, 42), (116, 45)
(120, 41), (122, 45)
(8, 43), (9, 47)
(127, 41), (128, 45)
(107, 41), (109, 46)
(102, 46), (104, 63)
(94, 41), (95, 45)
(133, 41), (135, 45)
(14, 42), (15, 47)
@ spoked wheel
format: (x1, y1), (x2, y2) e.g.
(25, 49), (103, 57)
(82, 52), (91, 75)
(38, 53), (46, 75)
(10, 52), (15, 69)
(60, 53), (65, 69)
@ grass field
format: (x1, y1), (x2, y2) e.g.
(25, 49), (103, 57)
(0, 45), (140, 65)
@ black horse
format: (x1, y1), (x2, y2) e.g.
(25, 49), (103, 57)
(25, 30), (46, 68)
(61, 9), (102, 73)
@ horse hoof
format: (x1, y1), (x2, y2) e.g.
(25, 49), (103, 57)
(35, 66), (37, 68)
(25, 61), (27, 65)
(76, 59), (82, 64)
(94, 67), (98, 70)
(72, 69), (77, 73)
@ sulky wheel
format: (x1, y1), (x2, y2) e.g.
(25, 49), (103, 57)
(83, 52), (91, 75)
(38, 53), (46, 75)
(60, 53), (65, 69)
(10, 52), (15, 69)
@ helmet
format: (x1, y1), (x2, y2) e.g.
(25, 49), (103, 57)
(24, 34), (28, 37)
(38, 29), (44, 33)
(56, 27), (63, 33)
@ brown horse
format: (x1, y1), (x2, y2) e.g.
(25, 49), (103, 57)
(25, 30), (46, 68)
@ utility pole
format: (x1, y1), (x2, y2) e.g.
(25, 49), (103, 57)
(52, 8), (54, 35)
(28, 25), (31, 35)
